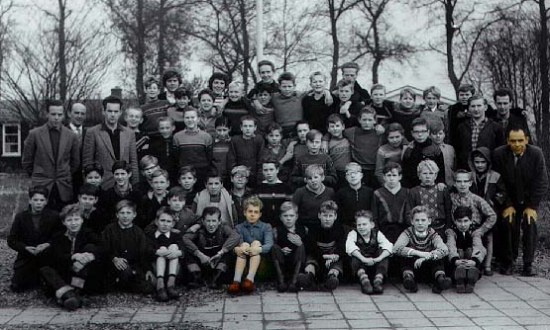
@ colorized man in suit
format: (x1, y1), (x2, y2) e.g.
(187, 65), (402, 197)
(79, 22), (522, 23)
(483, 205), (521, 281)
(82, 95), (139, 189)
(67, 103), (87, 196)
(22, 99), (80, 210)
(492, 127), (548, 276)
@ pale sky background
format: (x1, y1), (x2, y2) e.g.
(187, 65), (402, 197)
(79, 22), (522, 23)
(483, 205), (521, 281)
(7, 0), (459, 100)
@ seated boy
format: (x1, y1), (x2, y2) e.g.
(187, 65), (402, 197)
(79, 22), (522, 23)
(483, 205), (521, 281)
(298, 200), (346, 291)
(183, 207), (241, 289)
(346, 210), (392, 294)
(335, 162), (374, 227)
(102, 200), (154, 294)
(230, 166), (253, 225)
(292, 164), (336, 229)
(146, 207), (183, 301)
(137, 169), (170, 228)
(40, 204), (101, 310)
(228, 196), (274, 294)
(193, 168), (237, 227)
(393, 206), (451, 294)
(8, 186), (61, 292)
(99, 160), (142, 217)
(446, 206), (486, 293)
(272, 202), (307, 292)
(74, 183), (109, 234)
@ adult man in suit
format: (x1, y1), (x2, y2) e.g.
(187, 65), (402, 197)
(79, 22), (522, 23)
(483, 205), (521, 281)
(492, 127), (548, 276)
(82, 95), (139, 189)
(22, 99), (80, 210)
(67, 103), (87, 196)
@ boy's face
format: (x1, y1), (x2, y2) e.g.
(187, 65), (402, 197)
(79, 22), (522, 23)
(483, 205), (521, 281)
(200, 94), (214, 112)
(206, 177), (222, 196)
(203, 214), (222, 233)
(158, 120), (175, 138)
(454, 173), (472, 194)
(151, 175), (169, 194)
(165, 77), (180, 92)
(266, 129), (282, 146)
(114, 168), (131, 187)
(117, 206), (136, 227)
(319, 211), (337, 229)
(176, 96), (190, 108)
(356, 216), (375, 236)
(338, 86), (353, 102)
(241, 119), (257, 137)
(430, 130), (445, 145)
(262, 163), (279, 183)
(156, 213), (175, 233)
(424, 93), (439, 108)
(358, 113), (376, 130)
(296, 124), (310, 142)
(211, 79), (226, 95)
(47, 106), (65, 128)
(280, 209), (298, 228)
(215, 126), (230, 139)
(231, 173), (248, 189)
(495, 95), (511, 116)
(146, 83), (160, 99)
(328, 121), (344, 138)
(371, 88), (385, 105)
(306, 135), (322, 155)
(228, 85), (242, 102)
(125, 109), (143, 129)
(142, 164), (160, 179)
(179, 172), (197, 190)
(473, 156), (488, 174)
(342, 68), (358, 83)
(400, 93), (415, 109)
(167, 196), (186, 212)
(257, 91), (272, 106)
(419, 168), (437, 186)
(78, 194), (98, 210)
(183, 110), (198, 129)
(305, 172), (324, 190)
(383, 169), (402, 189)
(29, 193), (47, 213)
(310, 75), (325, 93)
(259, 65), (274, 82)
(412, 124), (429, 143)
(85, 171), (102, 187)
(63, 214), (84, 234)
(345, 168), (363, 186)
(387, 131), (404, 148)
(244, 205), (262, 225)
(458, 91), (473, 105)
(412, 212), (431, 232)
(454, 216), (472, 233)
(469, 99), (486, 120)
(280, 80), (296, 97)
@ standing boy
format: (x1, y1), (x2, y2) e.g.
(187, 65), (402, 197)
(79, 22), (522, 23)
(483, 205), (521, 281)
(256, 157), (292, 227)
(291, 129), (337, 188)
(227, 116), (264, 186)
(335, 163), (374, 227)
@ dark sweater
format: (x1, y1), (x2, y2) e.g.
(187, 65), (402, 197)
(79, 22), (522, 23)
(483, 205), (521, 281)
(223, 98), (254, 135)
(291, 153), (338, 188)
(256, 182), (292, 227)
(101, 223), (154, 268)
(335, 185), (374, 227)
(182, 224), (241, 256)
(302, 93), (334, 133)
(372, 187), (410, 243)
(401, 139), (446, 188)
(306, 224), (346, 264)
(227, 135), (265, 181)
(344, 127), (381, 170)
(173, 129), (213, 169)
(292, 186), (335, 229)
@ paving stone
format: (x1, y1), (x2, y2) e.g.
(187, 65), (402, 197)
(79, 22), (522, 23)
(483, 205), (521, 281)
(460, 309), (505, 318)
(498, 308), (547, 317)
(131, 313), (174, 323)
(342, 311), (385, 320)
(526, 299), (550, 309)
(264, 312), (302, 321)
(481, 326), (527, 330)
(300, 303), (339, 312)
(185, 301), (224, 313)
(339, 302), (378, 312)
(370, 293), (409, 302)
(490, 300), (532, 309)
(429, 316), (476, 327)
(382, 310), (424, 319)
(0, 308), (23, 317)
(8, 311), (57, 325)
(404, 292), (446, 302)
(196, 321), (222, 329)
(224, 303), (262, 313)
(388, 317), (433, 328)
(305, 318), (349, 329)
(298, 294), (336, 304)
(415, 301), (456, 310)
(265, 319), (307, 329)
(226, 295), (262, 304)
(263, 303), (301, 313)
(182, 312), (223, 322)
(90, 309), (135, 324)
(348, 318), (391, 328)
(222, 320), (263, 330)
(137, 305), (178, 314)
(223, 313), (263, 322)
(375, 301), (416, 311)
(511, 316), (550, 326)
(539, 308), (550, 316)
(422, 309), (464, 318)
(470, 316), (518, 326)
(450, 300), (494, 309)
(261, 295), (299, 304)
(0, 314), (17, 325)
(302, 311), (344, 320)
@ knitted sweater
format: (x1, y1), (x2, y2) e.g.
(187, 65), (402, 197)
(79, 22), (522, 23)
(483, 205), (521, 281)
(344, 127), (381, 170)
(272, 92), (305, 129)
(392, 227), (448, 260)
(173, 129), (213, 169)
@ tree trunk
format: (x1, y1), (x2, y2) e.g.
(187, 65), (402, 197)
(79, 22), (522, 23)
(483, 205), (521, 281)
(240, 0), (250, 92)
(136, 0), (145, 103)
(157, 0), (167, 76)
(538, 0), (549, 155)
(58, 0), (67, 102)
(444, 0), (460, 97)
(329, 0), (339, 90)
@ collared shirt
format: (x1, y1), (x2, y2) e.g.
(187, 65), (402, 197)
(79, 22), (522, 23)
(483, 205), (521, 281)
(155, 230), (171, 239)
(102, 122), (121, 160)
(69, 122), (83, 136)
(470, 118), (487, 150)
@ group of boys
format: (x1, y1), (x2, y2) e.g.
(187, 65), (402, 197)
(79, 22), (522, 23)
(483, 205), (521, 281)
(13, 60), (548, 310)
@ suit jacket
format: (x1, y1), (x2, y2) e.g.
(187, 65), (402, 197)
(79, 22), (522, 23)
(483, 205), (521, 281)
(65, 123), (87, 197)
(82, 123), (139, 189)
(455, 118), (505, 170)
(22, 124), (80, 202)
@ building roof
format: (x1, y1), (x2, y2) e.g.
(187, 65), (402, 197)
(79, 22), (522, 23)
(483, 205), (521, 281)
(385, 85), (456, 105)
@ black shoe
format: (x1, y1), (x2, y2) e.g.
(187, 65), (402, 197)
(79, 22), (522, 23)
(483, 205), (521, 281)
(166, 286), (179, 299)
(372, 278), (384, 294)
(522, 264), (537, 277)
(436, 274), (452, 291)
(465, 268), (480, 293)
(360, 280), (373, 294)
(403, 273), (418, 293)
(325, 275), (339, 291)
(276, 282), (288, 292)
(287, 282), (298, 293)
(156, 288), (169, 302)
(455, 266), (466, 293)
(484, 268), (494, 276)
(60, 290), (81, 311)
(297, 273), (316, 291)
(500, 265), (514, 276)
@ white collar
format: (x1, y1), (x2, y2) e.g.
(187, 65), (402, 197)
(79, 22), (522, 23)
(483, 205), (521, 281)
(155, 230), (170, 239)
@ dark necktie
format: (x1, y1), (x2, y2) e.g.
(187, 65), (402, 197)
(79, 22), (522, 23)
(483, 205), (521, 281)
(514, 154), (524, 204)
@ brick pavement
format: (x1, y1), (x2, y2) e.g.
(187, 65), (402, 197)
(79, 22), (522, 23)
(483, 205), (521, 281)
(0, 274), (549, 329)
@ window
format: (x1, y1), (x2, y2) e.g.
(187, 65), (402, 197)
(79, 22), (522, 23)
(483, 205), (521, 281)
(2, 123), (21, 157)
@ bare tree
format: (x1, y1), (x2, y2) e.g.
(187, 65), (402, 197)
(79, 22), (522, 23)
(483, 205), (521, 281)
(535, 0), (550, 154)
(0, 0), (14, 98)
(352, 0), (415, 84)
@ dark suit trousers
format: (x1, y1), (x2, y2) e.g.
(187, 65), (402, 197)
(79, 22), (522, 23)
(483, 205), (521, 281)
(500, 205), (537, 266)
